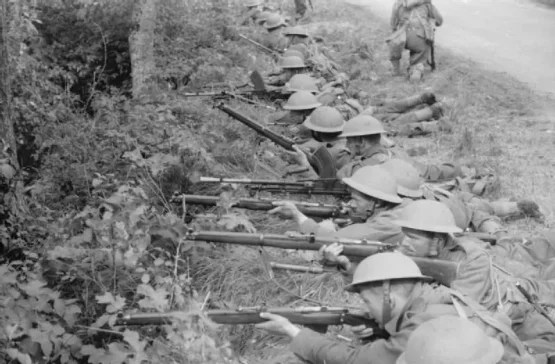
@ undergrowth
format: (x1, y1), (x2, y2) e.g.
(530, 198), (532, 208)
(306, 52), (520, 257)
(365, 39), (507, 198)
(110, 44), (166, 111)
(2, 0), (554, 363)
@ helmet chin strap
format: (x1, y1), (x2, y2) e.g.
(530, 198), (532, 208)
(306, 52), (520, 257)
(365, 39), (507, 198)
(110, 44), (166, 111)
(381, 280), (392, 329)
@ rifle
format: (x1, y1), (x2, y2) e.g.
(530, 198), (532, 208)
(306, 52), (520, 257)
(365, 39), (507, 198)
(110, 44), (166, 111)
(183, 230), (458, 287)
(239, 34), (283, 56)
(515, 282), (555, 326)
(174, 194), (350, 219)
(199, 176), (350, 197)
(116, 306), (387, 337)
(179, 90), (277, 111)
(216, 103), (337, 179)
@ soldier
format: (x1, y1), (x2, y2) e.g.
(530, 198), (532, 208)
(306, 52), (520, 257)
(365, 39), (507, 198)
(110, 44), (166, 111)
(388, 0), (443, 81)
(283, 26), (310, 48)
(265, 91), (322, 140)
(296, 106), (352, 171)
(293, 0), (309, 22)
(254, 252), (536, 364)
(335, 115), (481, 187)
(381, 158), (543, 236)
(320, 200), (555, 357)
(396, 316), (505, 364)
(266, 56), (309, 86)
(261, 13), (288, 52)
(362, 91), (442, 124)
(239, 0), (263, 26)
(282, 74), (321, 94)
(270, 165), (407, 244)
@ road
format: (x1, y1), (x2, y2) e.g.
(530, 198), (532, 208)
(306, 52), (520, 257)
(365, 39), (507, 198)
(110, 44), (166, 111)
(344, 0), (555, 97)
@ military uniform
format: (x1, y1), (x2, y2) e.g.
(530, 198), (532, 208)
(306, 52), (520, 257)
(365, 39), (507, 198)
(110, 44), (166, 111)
(261, 30), (289, 52)
(298, 199), (410, 245)
(389, 0), (443, 70)
(290, 283), (536, 364)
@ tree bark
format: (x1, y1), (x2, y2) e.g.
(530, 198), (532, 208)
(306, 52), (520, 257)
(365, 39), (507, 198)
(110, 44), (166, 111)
(0, 0), (19, 168)
(129, 0), (158, 98)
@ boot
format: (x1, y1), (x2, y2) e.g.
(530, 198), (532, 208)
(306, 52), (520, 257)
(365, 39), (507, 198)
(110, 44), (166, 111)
(391, 60), (401, 76)
(420, 91), (437, 105)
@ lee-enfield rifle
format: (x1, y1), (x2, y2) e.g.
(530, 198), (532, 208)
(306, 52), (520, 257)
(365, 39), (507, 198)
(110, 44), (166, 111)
(116, 306), (388, 338)
(200, 176), (350, 197)
(176, 194), (350, 219)
(216, 103), (337, 179)
(181, 229), (458, 287)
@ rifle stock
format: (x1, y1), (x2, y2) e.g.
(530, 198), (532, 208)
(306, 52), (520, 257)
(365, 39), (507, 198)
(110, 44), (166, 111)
(183, 230), (458, 287)
(177, 194), (348, 219)
(239, 34), (282, 55)
(116, 307), (388, 338)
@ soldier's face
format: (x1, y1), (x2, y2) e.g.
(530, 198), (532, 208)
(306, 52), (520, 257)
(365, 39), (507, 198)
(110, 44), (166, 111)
(399, 228), (435, 257)
(358, 285), (385, 323)
(348, 190), (377, 216)
(346, 136), (364, 155)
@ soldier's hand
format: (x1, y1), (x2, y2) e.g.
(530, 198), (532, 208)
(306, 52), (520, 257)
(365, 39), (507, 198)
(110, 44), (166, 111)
(286, 145), (311, 168)
(351, 324), (374, 340)
(269, 201), (306, 223)
(319, 243), (351, 270)
(255, 313), (301, 338)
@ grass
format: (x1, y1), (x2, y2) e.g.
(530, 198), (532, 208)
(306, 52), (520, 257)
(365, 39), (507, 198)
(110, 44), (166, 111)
(185, 0), (555, 362)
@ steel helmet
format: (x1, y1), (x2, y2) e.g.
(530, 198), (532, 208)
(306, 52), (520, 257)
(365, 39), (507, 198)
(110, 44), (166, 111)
(246, 0), (262, 6)
(381, 159), (423, 198)
(341, 165), (403, 204)
(396, 316), (504, 364)
(345, 252), (430, 292)
(255, 11), (272, 24)
(282, 49), (306, 61)
(284, 26), (309, 37)
(393, 200), (463, 234)
(279, 55), (306, 69)
(341, 114), (386, 138)
(303, 106), (345, 133)
(288, 43), (310, 58)
(264, 13), (286, 29)
(284, 74), (319, 93)
(283, 91), (322, 111)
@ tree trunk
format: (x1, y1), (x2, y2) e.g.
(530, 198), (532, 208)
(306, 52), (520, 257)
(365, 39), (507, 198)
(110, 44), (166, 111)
(0, 0), (19, 168)
(129, 0), (158, 98)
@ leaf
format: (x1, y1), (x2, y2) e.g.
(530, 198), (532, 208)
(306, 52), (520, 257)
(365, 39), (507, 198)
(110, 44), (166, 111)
(136, 284), (169, 311)
(122, 330), (146, 353)
(63, 305), (82, 327)
(6, 349), (32, 364)
(106, 295), (126, 313)
(145, 153), (180, 177)
(92, 178), (103, 188)
(28, 328), (53, 357)
(54, 298), (66, 317)
(68, 228), (93, 245)
(141, 274), (150, 284)
(20, 280), (48, 297)
(129, 205), (147, 228)
(80, 345), (107, 364)
(91, 314), (110, 328)
(96, 292), (115, 305)
(154, 258), (164, 266)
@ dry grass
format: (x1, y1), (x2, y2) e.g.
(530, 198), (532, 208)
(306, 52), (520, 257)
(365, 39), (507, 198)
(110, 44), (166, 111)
(184, 0), (555, 362)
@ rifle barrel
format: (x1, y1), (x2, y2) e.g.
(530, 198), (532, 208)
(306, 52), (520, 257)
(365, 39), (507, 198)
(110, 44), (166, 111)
(200, 177), (309, 186)
(270, 262), (332, 274)
(180, 195), (346, 218)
